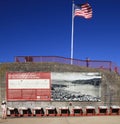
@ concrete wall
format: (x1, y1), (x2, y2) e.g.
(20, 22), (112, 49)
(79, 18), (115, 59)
(0, 62), (120, 115)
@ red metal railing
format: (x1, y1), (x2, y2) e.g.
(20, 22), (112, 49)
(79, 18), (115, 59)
(15, 56), (120, 74)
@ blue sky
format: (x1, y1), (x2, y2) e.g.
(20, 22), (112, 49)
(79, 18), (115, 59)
(0, 0), (120, 66)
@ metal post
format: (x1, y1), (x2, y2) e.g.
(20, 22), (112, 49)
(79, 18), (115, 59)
(70, 0), (75, 64)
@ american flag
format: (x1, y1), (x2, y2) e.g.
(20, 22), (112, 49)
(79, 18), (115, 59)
(74, 3), (92, 19)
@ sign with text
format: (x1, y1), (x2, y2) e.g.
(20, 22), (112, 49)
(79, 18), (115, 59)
(7, 72), (101, 102)
(7, 72), (51, 101)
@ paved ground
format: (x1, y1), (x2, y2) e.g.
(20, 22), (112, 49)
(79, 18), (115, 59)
(0, 116), (120, 124)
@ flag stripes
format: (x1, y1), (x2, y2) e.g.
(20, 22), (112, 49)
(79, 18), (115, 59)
(74, 3), (92, 19)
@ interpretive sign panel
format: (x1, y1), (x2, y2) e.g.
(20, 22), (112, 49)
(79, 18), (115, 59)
(7, 72), (51, 101)
(7, 72), (101, 102)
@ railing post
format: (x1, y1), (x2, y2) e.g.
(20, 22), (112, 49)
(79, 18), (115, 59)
(86, 57), (90, 67)
(109, 61), (112, 72)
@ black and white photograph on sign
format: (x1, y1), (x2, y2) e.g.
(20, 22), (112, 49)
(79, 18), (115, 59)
(51, 72), (102, 102)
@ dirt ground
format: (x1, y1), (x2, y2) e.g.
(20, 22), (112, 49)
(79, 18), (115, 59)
(0, 116), (120, 124)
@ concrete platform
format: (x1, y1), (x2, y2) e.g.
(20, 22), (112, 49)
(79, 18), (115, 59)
(0, 116), (120, 124)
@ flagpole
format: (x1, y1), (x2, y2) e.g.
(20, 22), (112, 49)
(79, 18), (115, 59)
(71, 0), (75, 64)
